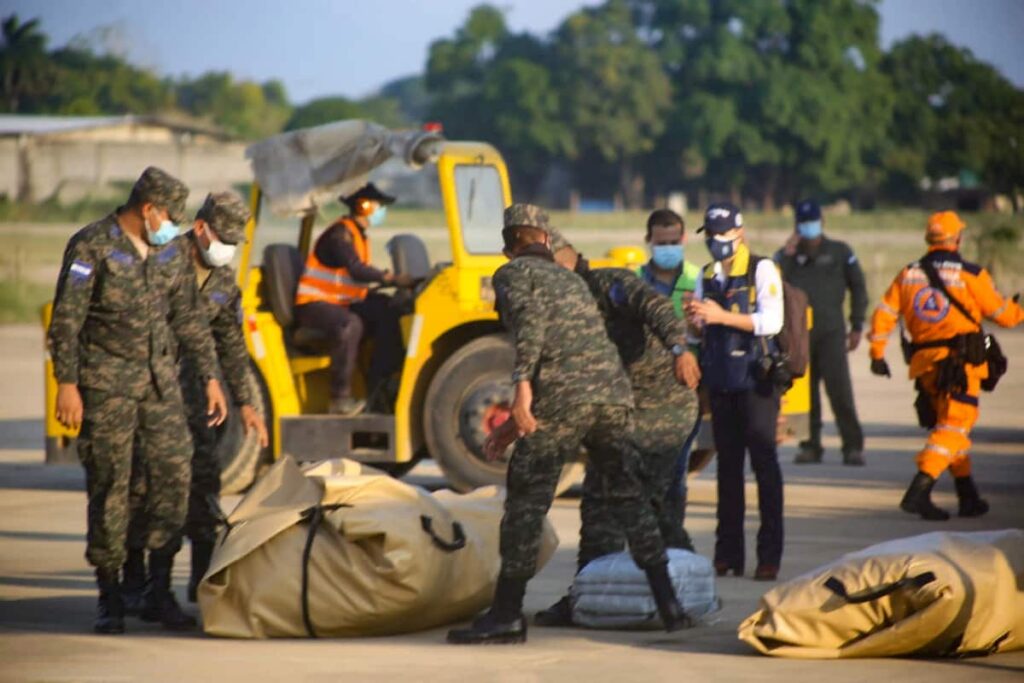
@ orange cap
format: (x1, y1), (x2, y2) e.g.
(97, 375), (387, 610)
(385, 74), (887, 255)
(926, 211), (966, 244)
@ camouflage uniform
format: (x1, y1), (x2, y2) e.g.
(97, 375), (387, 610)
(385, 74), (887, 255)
(128, 193), (254, 547)
(493, 205), (668, 580)
(574, 265), (699, 570)
(48, 168), (218, 571)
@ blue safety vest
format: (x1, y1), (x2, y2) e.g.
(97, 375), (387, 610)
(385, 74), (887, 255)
(701, 249), (775, 392)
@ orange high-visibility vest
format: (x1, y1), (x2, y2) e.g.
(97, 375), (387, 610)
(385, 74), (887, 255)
(295, 218), (370, 307)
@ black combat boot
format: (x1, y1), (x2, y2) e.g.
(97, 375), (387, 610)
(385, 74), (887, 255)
(954, 476), (990, 518)
(644, 563), (692, 632)
(187, 540), (215, 603)
(899, 472), (950, 521)
(140, 551), (198, 630)
(447, 576), (528, 644)
(94, 568), (125, 635)
(534, 594), (573, 627)
(121, 547), (146, 616)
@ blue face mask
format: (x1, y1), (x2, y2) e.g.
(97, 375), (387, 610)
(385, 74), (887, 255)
(797, 220), (822, 239)
(651, 244), (684, 270)
(145, 209), (180, 246)
(706, 235), (736, 262)
(368, 205), (387, 228)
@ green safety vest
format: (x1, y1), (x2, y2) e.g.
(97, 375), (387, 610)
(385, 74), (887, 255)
(636, 261), (701, 320)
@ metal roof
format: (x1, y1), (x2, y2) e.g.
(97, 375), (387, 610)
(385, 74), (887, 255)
(0, 114), (232, 138)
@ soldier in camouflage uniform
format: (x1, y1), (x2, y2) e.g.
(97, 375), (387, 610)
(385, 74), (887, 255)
(122, 192), (269, 612)
(48, 167), (227, 634)
(532, 228), (701, 627)
(447, 204), (687, 646)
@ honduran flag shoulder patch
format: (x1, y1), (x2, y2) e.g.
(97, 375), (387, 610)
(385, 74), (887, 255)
(69, 260), (94, 282)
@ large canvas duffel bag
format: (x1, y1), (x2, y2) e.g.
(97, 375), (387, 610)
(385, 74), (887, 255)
(738, 529), (1024, 658)
(571, 549), (720, 629)
(198, 456), (558, 638)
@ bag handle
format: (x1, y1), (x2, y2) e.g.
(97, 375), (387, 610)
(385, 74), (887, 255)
(298, 503), (350, 638)
(420, 515), (466, 552)
(824, 571), (936, 604)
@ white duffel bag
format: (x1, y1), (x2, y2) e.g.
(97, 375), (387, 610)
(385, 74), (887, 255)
(571, 548), (720, 629)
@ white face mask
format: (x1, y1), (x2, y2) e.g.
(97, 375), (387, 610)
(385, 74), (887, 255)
(201, 236), (237, 268)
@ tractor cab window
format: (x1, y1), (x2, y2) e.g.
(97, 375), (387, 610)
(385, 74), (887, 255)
(454, 165), (504, 254)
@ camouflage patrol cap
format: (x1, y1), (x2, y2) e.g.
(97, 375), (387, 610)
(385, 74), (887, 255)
(548, 227), (573, 253)
(129, 166), (189, 223)
(503, 203), (550, 233)
(195, 192), (250, 244)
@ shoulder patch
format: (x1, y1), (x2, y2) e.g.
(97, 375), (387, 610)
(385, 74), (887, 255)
(108, 249), (134, 265)
(156, 243), (179, 264)
(210, 291), (230, 306)
(609, 280), (628, 307)
(68, 260), (93, 283)
(847, 253), (858, 265)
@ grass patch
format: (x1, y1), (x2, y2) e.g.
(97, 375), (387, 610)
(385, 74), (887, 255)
(0, 196), (123, 224)
(1, 207), (1020, 324)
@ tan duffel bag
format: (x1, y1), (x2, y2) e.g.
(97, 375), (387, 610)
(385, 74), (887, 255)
(739, 529), (1024, 658)
(198, 456), (558, 638)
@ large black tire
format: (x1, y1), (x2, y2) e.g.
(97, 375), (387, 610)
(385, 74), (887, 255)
(215, 368), (271, 495)
(423, 335), (583, 494)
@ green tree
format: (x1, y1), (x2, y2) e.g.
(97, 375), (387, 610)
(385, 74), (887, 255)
(284, 96), (365, 131)
(426, 5), (570, 195)
(0, 15), (52, 112)
(357, 95), (410, 129)
(479, 58), (573, 189)
(632, 0), (892, 208)
(882, 34), (1024, 207)
(380, 75), (431, 123)
(43, 46), (173, 115)
(176, 71), (290, 138)
(553, 0), (671, 206)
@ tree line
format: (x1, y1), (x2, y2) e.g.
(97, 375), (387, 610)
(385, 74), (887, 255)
(2, 1), (1021, 210)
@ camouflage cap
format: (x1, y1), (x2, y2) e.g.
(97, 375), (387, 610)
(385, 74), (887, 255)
(129, 166), (189, 224)
(195, 192), (250, 244)
(503, 203), (550, 233)
(548, 226), (573, 253)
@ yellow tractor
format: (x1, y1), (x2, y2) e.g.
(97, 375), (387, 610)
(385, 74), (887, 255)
(42, 120), (809, 494)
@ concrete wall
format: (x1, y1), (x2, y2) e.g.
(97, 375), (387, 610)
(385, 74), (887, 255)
(0, 131), (251, 205)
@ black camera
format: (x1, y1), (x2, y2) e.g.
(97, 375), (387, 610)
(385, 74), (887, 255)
(757, 353), (794, 390)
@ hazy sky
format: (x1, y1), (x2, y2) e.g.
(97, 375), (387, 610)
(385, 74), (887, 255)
(4, 0), (1023, 104)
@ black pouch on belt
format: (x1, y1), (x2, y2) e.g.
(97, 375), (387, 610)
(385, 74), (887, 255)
(935, 355), (968, 395)
(982, 334), (1008, 391)
(913, 380), (938, 429)
(963, 332), (987, 365)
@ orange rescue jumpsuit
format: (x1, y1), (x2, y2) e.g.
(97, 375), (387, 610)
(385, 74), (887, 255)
(869, 249), (1023, 479)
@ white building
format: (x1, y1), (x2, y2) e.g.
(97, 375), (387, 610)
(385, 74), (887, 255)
(0, 114), (251, 204)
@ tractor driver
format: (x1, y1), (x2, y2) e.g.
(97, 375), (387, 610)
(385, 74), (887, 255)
(294, 183), (414, 416)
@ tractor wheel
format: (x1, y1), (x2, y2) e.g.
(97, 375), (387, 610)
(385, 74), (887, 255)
(424, 335), (583, 494)
(215, 367), (271, 495)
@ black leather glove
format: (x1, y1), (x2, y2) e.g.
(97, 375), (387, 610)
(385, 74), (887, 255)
(870, 358), (891, 378)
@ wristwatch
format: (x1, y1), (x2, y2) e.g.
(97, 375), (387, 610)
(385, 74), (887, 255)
(670, 343), (686, 357)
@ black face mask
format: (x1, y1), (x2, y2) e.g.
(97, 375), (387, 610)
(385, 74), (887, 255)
(516, 242), (554, 261)
(706, 236), (736, 262)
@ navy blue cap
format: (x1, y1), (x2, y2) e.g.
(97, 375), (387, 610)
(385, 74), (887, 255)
(795, 199), (821, 223)
(699, 202), (743, 234)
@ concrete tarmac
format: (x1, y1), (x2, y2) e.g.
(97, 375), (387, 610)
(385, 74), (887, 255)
(1, 324), (1022, 682)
